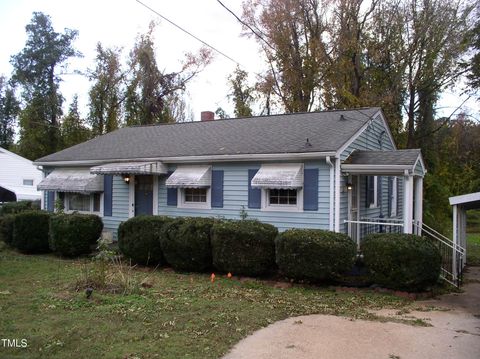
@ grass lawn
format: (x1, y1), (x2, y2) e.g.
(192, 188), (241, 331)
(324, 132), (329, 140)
(0, 249), (413, 359)
(467, 233), (480, 266)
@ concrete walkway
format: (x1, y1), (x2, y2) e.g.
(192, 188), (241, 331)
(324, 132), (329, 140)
(223, 267), (480, 359)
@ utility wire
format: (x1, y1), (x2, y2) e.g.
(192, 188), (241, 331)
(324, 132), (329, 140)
(135, 0), (241, 66)
(216, 0), (275, 51)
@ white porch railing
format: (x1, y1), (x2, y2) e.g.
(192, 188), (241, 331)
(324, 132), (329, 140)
(344, 218), (466, 287)
(344, 218), (404, 248)
(413, 221), (465, 287)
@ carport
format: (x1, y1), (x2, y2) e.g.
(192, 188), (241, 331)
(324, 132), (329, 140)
(449, 192), (480, 266)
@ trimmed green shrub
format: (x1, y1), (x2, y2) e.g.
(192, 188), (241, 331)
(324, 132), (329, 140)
(49, 214), (103, 257)
(211, 219), (277, 276)
(0, 215), (15, 245)
(118, 216), (171, 265)
(0, 200), (40, 216)
(362, 233), (442, 291)
(12, 211), (51, 253)
(160, 217), (215, 272)
(276, 229), (356, 281)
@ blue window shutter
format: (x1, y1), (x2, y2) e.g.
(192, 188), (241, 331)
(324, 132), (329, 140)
(166, 171), (177, 206)
(387, 177), (393, 217)
(303, 168), (319, 211)
(47, 191), (55, 212)
(103, 175), (113, 216)
(248, 169), (261, 209)
(211, 170), (224, 208)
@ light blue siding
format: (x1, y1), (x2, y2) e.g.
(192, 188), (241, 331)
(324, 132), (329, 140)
(158, 161), (331, 232)
(103, 176), (129, 238)
(414, 159), (424, 176)
(340, 115), (397, 229)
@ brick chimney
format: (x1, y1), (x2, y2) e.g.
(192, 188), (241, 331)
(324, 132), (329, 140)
(201, 111), (215, 121)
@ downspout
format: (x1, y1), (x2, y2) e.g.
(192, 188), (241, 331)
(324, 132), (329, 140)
(335, 156), (341, 232)
(326, 156), (334, 231)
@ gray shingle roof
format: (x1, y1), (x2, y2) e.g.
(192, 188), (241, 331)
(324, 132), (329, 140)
(35, 107), (381, 163)
(344, 149), (421, 166)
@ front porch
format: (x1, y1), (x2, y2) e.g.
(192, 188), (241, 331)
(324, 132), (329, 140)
(342, 149), (426, 248)
(341, 150), (466, 287)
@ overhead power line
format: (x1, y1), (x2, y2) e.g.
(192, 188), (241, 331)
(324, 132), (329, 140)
(135, 0), (241, 66)
(216, 0), (275, 51)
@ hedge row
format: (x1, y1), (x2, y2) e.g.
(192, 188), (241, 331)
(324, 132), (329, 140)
(1, 210), (103, 256)
(118, 216), (442, 290)
(0, 200), (40, 216)
(118, 216), (356, 279)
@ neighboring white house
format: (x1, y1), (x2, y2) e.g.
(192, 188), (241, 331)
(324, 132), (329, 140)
(0, 146), (42, 202)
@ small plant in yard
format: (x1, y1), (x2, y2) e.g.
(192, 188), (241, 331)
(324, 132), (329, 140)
(76, 238), (147, 295)
(239, 205), (248, 220)
(54, 197), (65, 213)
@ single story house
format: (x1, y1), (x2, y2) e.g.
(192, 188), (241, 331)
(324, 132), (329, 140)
(0, 146), (42, 202)
(34, 108), (426, 244)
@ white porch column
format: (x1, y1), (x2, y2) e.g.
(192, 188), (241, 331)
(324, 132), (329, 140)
(452, 204), (458, 280)
(414, 176), (423, 235)
(334, 157), (341, 233)
(403, 173), (414, 234)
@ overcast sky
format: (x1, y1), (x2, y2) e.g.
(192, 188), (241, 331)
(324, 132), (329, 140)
(0, 0), (477, 122)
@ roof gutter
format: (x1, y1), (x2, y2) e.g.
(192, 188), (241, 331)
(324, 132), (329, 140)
(34, 151), (337, 167)
(341, 164), (416, 175)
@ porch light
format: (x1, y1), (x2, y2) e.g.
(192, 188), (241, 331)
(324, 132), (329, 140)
(346, 182), (353, 191)
(123, 174), (130, 184)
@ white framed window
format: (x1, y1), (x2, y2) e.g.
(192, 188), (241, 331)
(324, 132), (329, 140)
(261, 188), (303, 212)
(62, 192), (103, 214)
(23, 179), (34, 186)
(178, 187), (211, 209)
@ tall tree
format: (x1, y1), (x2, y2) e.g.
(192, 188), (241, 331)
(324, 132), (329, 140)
(466, 5), (480, 94)
(242, 0), (331, 113)
(0, 76), (20, 149)
(125, 23), (212, 125)
(402, 0), (473, 153)
(10, 12), (79, 159)
(60, 95), (91, 149)
(229, 66), (254, 117)
(88, 43), (124, 136)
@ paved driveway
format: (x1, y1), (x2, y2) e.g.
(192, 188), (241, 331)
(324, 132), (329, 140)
(223, 267), (480, 359)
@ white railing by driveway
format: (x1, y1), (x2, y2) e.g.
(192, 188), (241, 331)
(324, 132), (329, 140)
(413, 221), (465, 287)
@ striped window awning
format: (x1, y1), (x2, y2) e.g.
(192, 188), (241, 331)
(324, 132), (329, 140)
(37, 169), (103, 194)
(251, 163), (304, 189)
(166, 166), (211, 188)
(90, 161), (167, 175)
